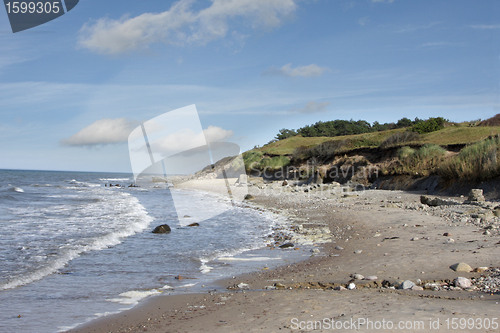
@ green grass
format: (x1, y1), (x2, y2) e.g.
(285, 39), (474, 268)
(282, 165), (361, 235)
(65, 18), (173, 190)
(395, 144), (447, 176)
(255, 126), (500, 156)
(438, 136), (500, 181)
(242, 150), (290, 172)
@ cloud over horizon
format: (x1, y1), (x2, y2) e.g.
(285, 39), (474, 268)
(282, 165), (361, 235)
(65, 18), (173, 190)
(78, 0), (297, 54)
(63, 118), (234, 151)
(263, 63), (329, 77)
(61, 118), (139, 146)
(291, 101), (330, 114)
(149, 125), (234, 155)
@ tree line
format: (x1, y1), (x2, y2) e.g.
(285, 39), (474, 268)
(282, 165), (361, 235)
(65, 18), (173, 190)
(274, 117), (444, 141)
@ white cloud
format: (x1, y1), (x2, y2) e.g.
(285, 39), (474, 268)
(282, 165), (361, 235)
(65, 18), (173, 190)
(357, 16), (369, 26)
(291, 101), (330, 114)
(470, 24), (500, 30)
(396, 22), (440, 33)
(150, 125), (234, 154)
(61, 118), (139, 146)
(419, 41), (461, 48)
(264, 63), (329, 78)
(78, 0), (297, 54)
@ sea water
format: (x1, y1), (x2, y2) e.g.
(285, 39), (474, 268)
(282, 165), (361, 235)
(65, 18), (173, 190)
(0, 170), (305, 333)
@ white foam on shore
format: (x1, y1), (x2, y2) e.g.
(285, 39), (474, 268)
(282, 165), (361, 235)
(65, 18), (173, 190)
(217, 256), (282, 262)
(107, 289), (161, 305)
(179, 283), (197, 288)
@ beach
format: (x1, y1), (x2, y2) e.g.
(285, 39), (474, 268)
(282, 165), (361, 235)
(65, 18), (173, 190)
(68, 179), (500, 333)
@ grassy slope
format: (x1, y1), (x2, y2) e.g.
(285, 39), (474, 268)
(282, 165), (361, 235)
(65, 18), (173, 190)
(256, 125), (500, 156)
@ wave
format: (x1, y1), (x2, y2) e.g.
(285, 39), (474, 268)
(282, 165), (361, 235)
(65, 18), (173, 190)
(10, 186), (24, 193)
(0, 194), (154, 291)
(99, 178), (131, 182)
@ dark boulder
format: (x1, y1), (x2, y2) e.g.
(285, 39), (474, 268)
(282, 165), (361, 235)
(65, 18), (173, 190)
(188, 223), (200, 227)
(279, 243), (294, 249)
(152, 224), (171, 234)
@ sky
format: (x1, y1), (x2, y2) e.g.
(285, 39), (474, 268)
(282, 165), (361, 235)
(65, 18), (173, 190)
(1, 0), (500, 173)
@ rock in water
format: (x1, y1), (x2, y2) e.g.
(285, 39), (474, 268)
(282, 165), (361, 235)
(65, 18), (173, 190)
(450, 263), (472, 272)
(468, 189), (485, 202)
(152, 224), (171, 234)
(454, 277), (472, 289)
(279, 243), (294, 249)
(399, 280), (416, 290)
(188, 223), (200, 227)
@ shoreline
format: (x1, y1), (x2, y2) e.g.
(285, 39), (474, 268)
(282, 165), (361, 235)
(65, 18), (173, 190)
(67, 180), (500, 333)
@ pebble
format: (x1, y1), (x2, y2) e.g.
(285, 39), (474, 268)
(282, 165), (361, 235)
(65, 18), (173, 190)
(445, 238), (455, 244)
(334, 286), (347, 291)
(474, 267), (489, 273)
(335, 246), (344, 250)
(399, 280), (416, 290)
(450, 262), (472, 272)
(237, 283), (250, 289)
(364, 276), (378, 281)
(410, 285), (424, 291)
(351, 274), (364, 280)
(411, 237), (419, 241)
(354, 250), (363, 254)
(347, 283), (356, 290)
(454, 277), (472, 289)
(310, 248), (320, 253)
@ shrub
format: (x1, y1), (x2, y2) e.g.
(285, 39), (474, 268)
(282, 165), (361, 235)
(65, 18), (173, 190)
(396, 144), (446, 175)
(243, 151), (263, 172)
(438, 136), (500, 181)
(380, 131), (420, 149)
(411, 117), (447, 134)
(292, 146), (311, 160)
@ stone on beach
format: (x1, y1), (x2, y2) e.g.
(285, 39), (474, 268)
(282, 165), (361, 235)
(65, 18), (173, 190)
(279, 243), (294, 249)
(188, 223), (200, 227)
(399, 280), (416, 290)
(468, 189), (485, 202)
(351, 274), (364, 280)
(354, 250), (362, 254)
(244, 194), (254, 200)
(450, 263), (472, 272)
(335, 246), (344, 250)
(474, 267), (489, 273)
(152, 224), (171, 234)
(454, 277), (472, 289)
(364, 276), (378, 281)
(347, 283), (356, 290)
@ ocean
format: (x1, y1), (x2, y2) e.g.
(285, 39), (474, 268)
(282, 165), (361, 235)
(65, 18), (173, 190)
(0, 169), (306, 333)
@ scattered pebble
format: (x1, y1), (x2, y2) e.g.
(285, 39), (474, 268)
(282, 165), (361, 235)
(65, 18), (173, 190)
(399, 280), (416, 290)
(347, 283), (356, 290)
(450, 263), (472, 272)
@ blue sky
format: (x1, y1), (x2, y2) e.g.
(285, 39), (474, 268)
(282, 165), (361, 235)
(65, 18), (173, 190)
(1, 0), (500, 172)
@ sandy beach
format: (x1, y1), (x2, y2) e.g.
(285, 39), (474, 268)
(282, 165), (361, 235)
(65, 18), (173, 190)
(68, 180), (500, 333)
